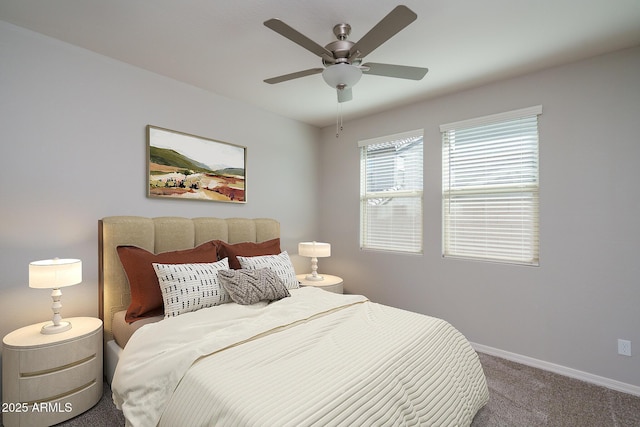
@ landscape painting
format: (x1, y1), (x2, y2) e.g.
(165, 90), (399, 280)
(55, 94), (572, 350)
(147, 125), (246, 203)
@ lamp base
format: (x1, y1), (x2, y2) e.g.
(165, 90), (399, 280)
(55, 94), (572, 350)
(41, 321), (72, 335)
(305, 273), (324, 281)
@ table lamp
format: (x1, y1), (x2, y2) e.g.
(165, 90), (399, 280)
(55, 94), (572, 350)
(298, 241), (331, 281)
(29, 258), (82, 334)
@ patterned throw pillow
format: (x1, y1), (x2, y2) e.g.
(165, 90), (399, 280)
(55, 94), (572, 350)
(218, 268), (290, 305)
(237, 251), (299, 289)
(152, 258), (230, 318)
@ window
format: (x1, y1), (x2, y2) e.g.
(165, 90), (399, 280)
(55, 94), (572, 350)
(359, 130), (423, 254)
(440, 106), (541, 265)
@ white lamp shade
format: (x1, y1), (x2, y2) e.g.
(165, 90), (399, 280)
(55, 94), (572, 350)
(298, 242), (331, 258)
(29, 258), (82, 289)
(322, 64), (362, 89)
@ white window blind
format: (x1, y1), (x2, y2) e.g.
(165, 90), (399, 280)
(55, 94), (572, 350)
(359, 130), (423, 254)
(440, 106), (541, 265)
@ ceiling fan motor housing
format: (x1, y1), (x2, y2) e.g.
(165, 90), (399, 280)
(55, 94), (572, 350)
(323, 39), (359, 66)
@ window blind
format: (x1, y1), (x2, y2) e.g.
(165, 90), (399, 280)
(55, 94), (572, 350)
(359, 130), (423, 254)
(440, 106), (541, 265)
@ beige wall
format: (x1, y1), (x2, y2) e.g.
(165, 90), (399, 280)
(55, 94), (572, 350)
(318, 46), (640, 390)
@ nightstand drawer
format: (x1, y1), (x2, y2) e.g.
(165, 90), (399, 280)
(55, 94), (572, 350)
(18, 352), (101, 402)
(20, 329), (101, 374)
(3, 378), (103, 427)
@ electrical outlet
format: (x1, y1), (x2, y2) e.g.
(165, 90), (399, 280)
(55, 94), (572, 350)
(618, 339), (632, 356)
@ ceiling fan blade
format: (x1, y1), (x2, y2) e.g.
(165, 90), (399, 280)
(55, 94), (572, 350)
(337, 87), (353, 103)
(362, 63), (428, 80)
(264, 18), (333, 59)
(349, 5), (417, 59)
(264, 68), (324, 84)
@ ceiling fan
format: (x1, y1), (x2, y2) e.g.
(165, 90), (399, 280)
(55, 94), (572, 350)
(263, 5), (428, 103)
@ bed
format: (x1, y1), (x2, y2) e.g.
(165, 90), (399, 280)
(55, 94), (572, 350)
(99, 216), (489, 427)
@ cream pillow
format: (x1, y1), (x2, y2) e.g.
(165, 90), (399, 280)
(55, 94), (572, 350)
(237, 251), (299, 289)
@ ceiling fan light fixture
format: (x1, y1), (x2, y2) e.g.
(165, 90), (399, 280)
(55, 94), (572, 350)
(322, 64), (362, 90)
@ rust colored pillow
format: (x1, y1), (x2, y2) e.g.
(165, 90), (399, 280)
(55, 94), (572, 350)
(215, 238), (281, 269)
(117, 242), (218, 323)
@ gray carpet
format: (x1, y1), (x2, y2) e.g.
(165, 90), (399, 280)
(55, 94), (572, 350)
(53, 352), (640, 426)
(471, 353), (640, 426)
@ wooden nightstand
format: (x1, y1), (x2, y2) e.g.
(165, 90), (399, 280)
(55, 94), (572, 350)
(297, 274), (344, 294)
(2, 317), (103, 427)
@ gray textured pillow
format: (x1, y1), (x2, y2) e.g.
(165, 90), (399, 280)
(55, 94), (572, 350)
(218, 268), (290, 305)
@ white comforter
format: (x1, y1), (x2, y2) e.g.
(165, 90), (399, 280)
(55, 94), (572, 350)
(112, 287), (488, 427)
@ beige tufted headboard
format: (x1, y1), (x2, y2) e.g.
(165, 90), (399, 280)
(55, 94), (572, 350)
(98, 216), (280, 344)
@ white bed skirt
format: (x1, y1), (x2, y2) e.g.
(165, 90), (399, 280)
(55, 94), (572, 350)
(105, 339), (122, 385)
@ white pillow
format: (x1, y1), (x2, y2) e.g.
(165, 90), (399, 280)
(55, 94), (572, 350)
(237, 251), (299, 289)
(153, 258), (230, 318)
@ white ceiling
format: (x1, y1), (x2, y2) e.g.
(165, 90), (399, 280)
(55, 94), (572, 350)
(1, 0), (639, 128)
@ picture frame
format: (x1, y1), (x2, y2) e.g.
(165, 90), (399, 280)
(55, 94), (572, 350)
(147, 125), (246, 203)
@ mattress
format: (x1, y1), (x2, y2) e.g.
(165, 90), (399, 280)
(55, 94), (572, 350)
(111, 310), (163, 349)
(112, 287), (488, 427)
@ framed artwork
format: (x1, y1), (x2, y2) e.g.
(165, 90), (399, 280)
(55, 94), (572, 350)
(147, 125), (246, 203)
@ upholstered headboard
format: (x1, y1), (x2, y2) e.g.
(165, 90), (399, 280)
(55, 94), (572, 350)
(98, 216), (280, 344)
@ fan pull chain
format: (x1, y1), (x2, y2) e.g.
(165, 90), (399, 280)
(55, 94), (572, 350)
(335, 102), (343, 138)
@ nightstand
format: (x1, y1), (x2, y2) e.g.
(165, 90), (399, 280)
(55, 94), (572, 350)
(2, 317), (103, 427)
(297, 274), (344, 294)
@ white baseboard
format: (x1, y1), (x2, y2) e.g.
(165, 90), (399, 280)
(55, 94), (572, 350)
(471, 342), (640, 397)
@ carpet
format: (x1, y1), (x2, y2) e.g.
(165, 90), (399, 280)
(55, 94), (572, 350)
(471, 353), (640, 426)
(51, 352), (640, 426)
